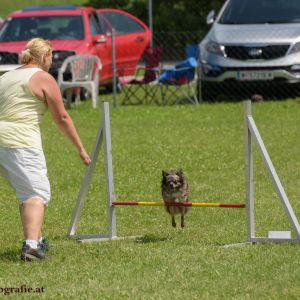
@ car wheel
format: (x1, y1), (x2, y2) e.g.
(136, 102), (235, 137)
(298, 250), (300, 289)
(197, 81), (220, 101)
(293, 83), (300, 98)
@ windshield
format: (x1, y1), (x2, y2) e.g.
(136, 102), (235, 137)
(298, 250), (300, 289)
(0, 16), (84, 41)
(219, 0), (300, 24)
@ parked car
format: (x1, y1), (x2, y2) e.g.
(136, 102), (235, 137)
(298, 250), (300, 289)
(199, 0), (300, 100)
(0, 5), (151, 89)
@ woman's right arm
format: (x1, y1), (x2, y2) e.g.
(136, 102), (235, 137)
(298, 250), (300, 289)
(30, 71), (91, 166)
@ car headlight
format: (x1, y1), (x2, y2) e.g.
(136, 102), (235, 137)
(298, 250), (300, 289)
(205, 40), (225, 56)
(290, 41), (300, 54)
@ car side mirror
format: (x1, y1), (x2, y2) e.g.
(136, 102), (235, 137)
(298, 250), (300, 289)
(206, 10), (215, 25)
(92, 34), (107, 44)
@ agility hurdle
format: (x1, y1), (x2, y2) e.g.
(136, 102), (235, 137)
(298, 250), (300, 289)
(68, 101), (300, 244)
(112, 201), (245, 208)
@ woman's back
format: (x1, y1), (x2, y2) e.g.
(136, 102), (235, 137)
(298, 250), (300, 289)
(0, 68), (47, 150)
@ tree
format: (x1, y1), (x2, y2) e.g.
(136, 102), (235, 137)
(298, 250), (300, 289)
(84, 0), (225, 32)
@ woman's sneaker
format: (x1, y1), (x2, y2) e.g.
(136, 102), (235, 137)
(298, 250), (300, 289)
(39, 238), (52, 253)
(21, 242), (46, 261)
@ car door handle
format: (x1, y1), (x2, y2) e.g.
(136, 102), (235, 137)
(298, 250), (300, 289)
(135, 36), (144, 42)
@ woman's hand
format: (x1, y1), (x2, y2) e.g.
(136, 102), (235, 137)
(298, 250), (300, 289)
(79, 149), (91, 166)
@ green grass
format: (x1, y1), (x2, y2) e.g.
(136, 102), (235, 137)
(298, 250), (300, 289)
(0, 99), (300, 299)
(0, 0), (86, 18)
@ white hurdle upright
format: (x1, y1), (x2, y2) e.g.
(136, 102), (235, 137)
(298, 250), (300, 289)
(244, 100), (300, 244)
(68, 102), (120, 242)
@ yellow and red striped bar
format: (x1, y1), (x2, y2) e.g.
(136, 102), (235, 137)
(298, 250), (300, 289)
(112, 201), (245, 208)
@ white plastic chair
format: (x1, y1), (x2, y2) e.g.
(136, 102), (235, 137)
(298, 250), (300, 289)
(57, 55), (102, 108)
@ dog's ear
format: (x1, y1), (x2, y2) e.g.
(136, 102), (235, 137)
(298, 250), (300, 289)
(162, 170), (166, 177)
(177, 169), (185, 182)
(177, 169), (183, 176)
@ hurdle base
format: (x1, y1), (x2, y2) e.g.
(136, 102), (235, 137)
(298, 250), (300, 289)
(68, 234), (142, 243)
(249, 237), (300, 244)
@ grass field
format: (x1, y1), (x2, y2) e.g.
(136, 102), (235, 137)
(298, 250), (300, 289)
(0, 98), (300, 299)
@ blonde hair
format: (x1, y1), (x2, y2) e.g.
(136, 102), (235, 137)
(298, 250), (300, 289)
(20, 38), (52, 65)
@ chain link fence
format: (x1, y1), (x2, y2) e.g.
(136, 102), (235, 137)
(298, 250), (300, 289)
(122, 29), (300, 104)
(153, 30), (300, 103)
(153, 31), (204, 62)
(1, 24), (300, 104)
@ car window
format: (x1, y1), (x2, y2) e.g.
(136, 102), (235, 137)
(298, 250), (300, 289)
(89, 13), (103, 36)
(101, 12), (145, 35)
(96, 13), (113, 35)
(219, 0), (300, 24)
(0, 16), (84, 41)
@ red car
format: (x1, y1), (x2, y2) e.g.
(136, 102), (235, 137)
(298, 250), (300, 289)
(0, 5), (151, 88)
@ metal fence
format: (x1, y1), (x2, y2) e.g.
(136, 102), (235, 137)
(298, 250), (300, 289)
(1, 30), (300, 105)
(153, 31), (204, 62)
(117, 29), (300, 105)
(153, 31), (300, 103)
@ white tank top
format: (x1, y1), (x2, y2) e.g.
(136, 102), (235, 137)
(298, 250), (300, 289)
(0, 68), (47, 150)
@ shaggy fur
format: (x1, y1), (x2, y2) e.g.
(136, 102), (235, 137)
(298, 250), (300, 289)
(161, 170), (189, 228)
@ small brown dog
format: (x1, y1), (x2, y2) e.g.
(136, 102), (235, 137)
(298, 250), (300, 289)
(161, 170), (189, 228)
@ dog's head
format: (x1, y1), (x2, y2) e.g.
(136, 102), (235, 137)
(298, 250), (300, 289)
(161, 170), (185, 190)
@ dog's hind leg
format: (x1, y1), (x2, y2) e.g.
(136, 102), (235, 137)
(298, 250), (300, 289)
(171, 215), (176, 228)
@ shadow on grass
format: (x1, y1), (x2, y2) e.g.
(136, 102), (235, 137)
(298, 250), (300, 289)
(0, 249), (20, 262)
(134, 234), (171, 244)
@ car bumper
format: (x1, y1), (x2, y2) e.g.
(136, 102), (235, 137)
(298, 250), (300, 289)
(200, 64), (300, 83)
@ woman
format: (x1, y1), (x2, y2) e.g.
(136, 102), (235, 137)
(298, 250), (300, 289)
(0, 38), (91, 261)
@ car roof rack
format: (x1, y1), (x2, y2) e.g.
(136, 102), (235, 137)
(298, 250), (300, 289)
(23, 5), (78, 12)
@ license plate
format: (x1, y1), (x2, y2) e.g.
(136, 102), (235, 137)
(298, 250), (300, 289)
(237, 71), (274, 81)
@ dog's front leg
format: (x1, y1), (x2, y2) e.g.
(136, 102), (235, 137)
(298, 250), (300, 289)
(180, 214), (185, 228)
(171, 215), (176, 228)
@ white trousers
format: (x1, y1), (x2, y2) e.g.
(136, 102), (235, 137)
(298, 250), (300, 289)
(0, 147), (50, 205)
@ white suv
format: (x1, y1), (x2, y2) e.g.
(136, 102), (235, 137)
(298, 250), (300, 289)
(199, 0), (300, 100)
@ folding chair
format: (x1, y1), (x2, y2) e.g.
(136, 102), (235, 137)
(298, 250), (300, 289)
(185, 44), (200, 61)
(58, 55), (102, 108)
(119, 46), (162, 105)
(159, 56), (199, 105)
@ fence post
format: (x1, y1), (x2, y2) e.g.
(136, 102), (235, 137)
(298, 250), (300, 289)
(111, 28), (118, 109)
(148, 0), (153, 47)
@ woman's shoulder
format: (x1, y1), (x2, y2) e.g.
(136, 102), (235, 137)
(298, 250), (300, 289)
(1, 67), (43, 82)
(13, 67), (46, 78)
(28, 68), (54, 80)
(30, 69), (57, 88)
